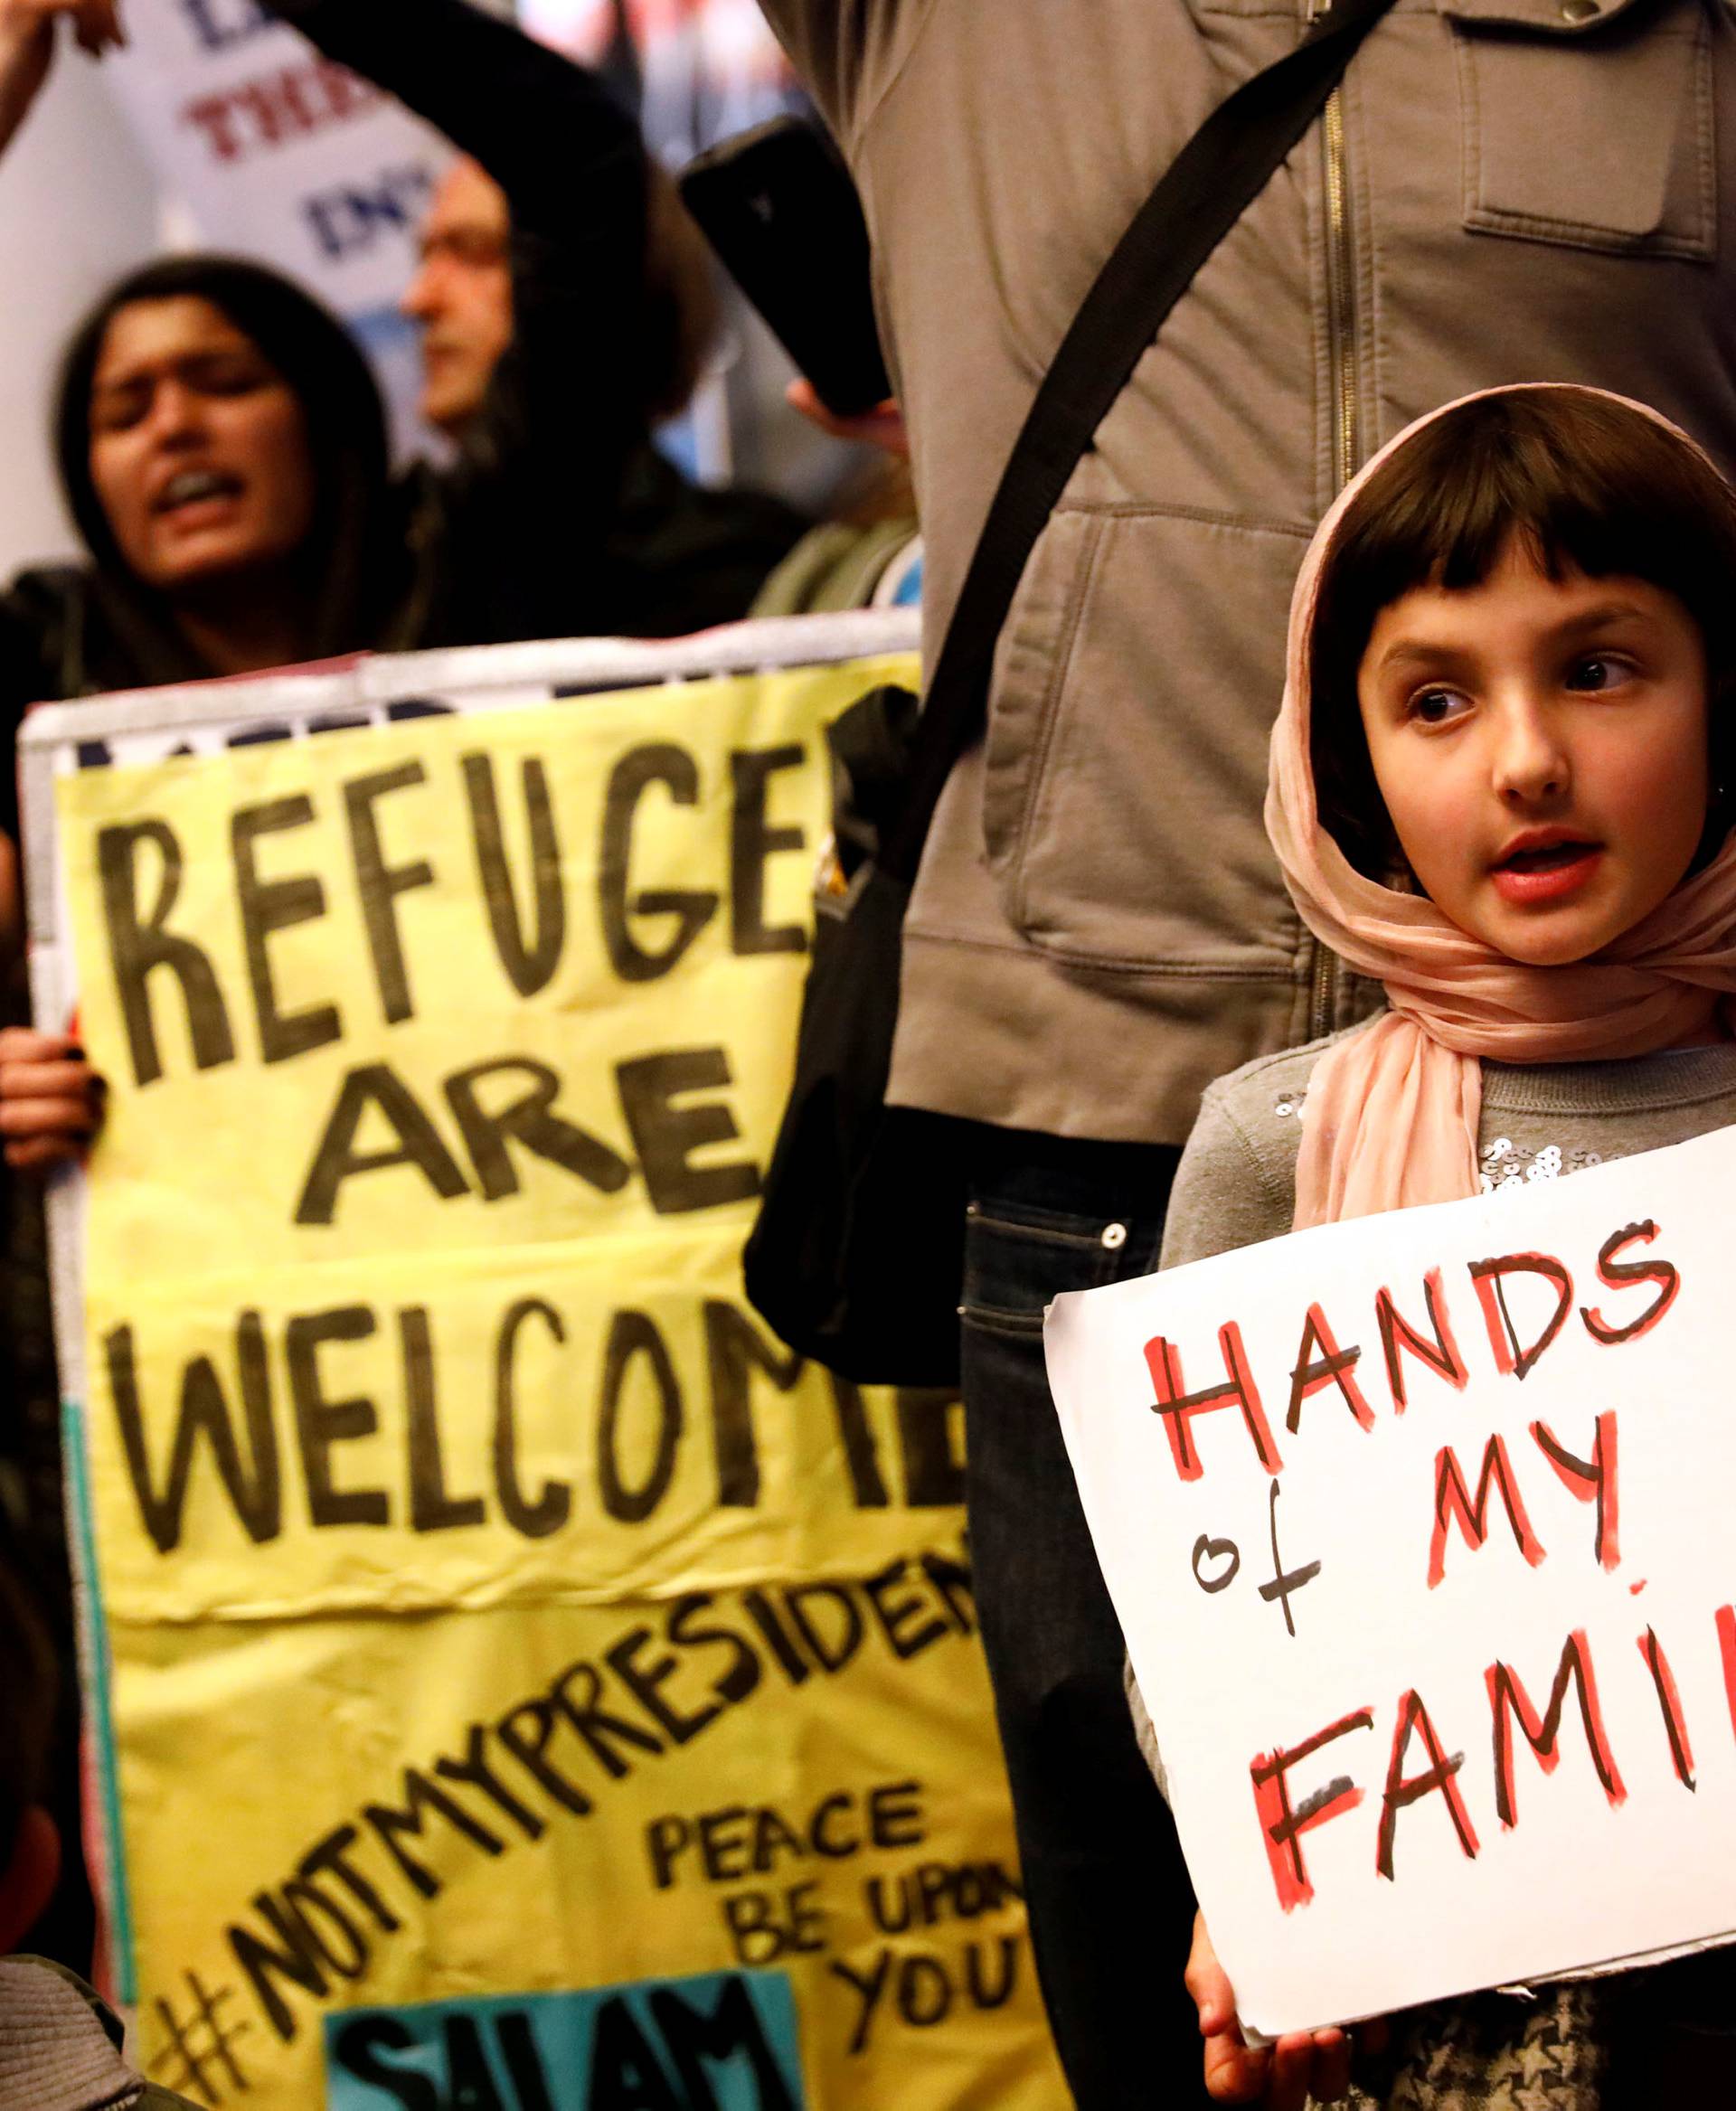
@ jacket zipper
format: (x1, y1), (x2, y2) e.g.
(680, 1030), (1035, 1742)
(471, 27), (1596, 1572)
(1307, 1), (1360, 1037)
(1305, 0), (1360, 489)
(1322, 85), (1359, 495)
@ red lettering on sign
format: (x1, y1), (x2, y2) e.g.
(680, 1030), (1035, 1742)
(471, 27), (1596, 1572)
(1467, 1253), (1573, 1381)
(1250, 1708), (1375, 1912)
(1486, 1629), (1625, 1829)
(1716, 1606), (1736, 1751)
(1144, 1324), (1281, 1483)
(1532, 1413), (1619, 1571)
(1378, 1689), (1479, 1881)
(181, 59), (382, 165)
(1579, 1220), (1679, 1348)
(1638, 1626), (1696, 1791)
(1285, 1303), (1375, 1437)
(1428, 1435), (1545, 1589)
(1374, 1269), (1467, 1412)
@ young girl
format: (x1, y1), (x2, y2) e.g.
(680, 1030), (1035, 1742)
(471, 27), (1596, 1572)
(1153, 384), (1736, 2109)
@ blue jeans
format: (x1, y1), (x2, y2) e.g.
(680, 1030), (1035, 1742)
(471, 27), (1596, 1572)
(961, 1127), (1209, 2110)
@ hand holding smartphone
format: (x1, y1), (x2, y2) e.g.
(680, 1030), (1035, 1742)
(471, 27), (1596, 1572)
(679, 116), (893, 420)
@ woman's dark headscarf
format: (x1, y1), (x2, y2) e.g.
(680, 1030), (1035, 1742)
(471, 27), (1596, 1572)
(54, 254), (401, 674)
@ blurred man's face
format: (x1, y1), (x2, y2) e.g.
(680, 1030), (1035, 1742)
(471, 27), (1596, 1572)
(401, 158), (514, 438)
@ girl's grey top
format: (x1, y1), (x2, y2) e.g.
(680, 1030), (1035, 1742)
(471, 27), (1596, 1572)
(1131, 1030), (1736, 2097)
(1160, 1026), (1736, 1272)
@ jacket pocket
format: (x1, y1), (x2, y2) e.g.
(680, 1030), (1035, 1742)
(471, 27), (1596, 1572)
(1440, 0), (1714, 259)
(981, 502), (1310, 972)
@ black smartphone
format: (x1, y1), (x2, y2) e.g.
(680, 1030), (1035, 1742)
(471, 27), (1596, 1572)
(678, 117), (892, 420)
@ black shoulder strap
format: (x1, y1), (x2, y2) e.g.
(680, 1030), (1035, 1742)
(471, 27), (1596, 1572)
(882, 0), (1395, 881)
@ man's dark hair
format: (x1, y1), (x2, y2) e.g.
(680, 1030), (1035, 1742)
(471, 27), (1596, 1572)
(53, 253), (399, 661)
(1309, 389), (1736, 877)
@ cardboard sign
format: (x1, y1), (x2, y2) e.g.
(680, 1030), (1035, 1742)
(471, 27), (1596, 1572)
(24, 617), (1066, 2109)
(1045, 1129), (1736, 2038)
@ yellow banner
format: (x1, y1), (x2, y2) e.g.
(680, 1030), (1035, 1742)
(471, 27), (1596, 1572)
(57, 655), (1066, 2108)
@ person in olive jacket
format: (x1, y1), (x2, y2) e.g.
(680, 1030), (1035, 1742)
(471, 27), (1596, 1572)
(754, 2), (1736, 2105)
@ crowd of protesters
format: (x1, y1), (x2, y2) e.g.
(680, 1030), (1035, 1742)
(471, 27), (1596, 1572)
(0, 0), (1734, 2107)
(0, 0), (833, 2087)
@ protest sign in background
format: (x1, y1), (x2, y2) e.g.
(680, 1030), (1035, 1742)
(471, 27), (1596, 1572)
(24, 614), (1066, 2108)
(1046, 1132), (1736, 2038)
(517, 0), (801, 162)
(94, 0), (452, 453)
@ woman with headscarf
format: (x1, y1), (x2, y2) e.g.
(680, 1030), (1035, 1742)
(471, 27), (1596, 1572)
(1144, 383), (1736, 2108)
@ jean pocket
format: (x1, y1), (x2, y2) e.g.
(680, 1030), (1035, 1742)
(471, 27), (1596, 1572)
(960, 1201), (1159, 1341)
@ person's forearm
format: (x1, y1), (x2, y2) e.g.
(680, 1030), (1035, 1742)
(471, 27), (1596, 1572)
(0, 0), (124, 165)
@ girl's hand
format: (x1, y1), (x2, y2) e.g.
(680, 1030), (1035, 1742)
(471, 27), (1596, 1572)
(1186, 1910), (1378, 2107)
(0, 0), (125, 155)
(0, 1028), (105, 1173)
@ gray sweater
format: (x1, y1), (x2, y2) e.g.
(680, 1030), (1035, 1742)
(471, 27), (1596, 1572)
(1161, 1026), (1736, 1271)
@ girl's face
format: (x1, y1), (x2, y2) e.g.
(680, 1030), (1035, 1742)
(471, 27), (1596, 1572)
(1355, 536), (1712, 966)
(87, 296), (317, 595)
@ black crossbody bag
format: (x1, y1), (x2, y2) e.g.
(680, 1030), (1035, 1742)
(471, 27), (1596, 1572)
(744, 0), (1396, 1384)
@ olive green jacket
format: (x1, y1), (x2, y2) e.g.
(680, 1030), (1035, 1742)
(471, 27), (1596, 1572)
(760, 0), (1736, 1144)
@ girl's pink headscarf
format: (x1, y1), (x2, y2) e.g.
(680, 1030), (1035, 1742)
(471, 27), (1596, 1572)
(1266, 384), (1736, 1229)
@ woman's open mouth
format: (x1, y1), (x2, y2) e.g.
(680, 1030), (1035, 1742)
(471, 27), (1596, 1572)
(153, 468), (245, 522)
(1490, 837), (1603, 905)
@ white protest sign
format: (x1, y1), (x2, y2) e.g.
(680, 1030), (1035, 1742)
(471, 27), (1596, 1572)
(1044, 1126), (1736, 2037)
(97, 0), (448, 313)
(94, 0), (451, 449)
